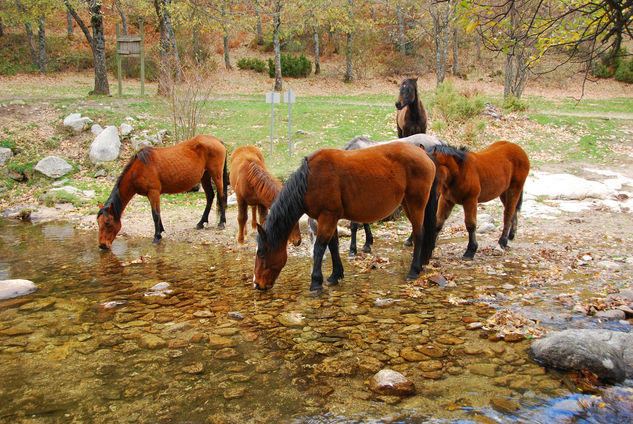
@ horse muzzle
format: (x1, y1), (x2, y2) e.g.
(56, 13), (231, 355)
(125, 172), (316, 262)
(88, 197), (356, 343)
(395, 101), (404, 110)
(99, 243), (110, 250)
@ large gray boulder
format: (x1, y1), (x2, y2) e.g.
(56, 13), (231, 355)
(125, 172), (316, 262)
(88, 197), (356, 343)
(530, 329), (633, 383)
(0, 147), (12, 166)
(89, 125), (121, 163)
(34, 156), (73, 178)
(63, 113), (93, 133)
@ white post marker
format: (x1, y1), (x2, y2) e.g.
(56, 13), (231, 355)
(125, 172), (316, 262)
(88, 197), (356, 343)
(265, 89), (280, 154)
(284, 88), (296, 157)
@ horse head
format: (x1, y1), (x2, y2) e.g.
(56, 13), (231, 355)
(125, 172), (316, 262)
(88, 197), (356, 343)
(253, 224), (288, 290)
(395, 77), (419, 110)
(289, 222), (302, 247)
(97, 202), (122, 249)
(429, 145), (467, 188)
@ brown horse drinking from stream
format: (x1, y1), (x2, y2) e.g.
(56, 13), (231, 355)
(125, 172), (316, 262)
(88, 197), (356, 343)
(395, 77), (428, 138)
(253, 142), (438, 293)
(97, 135), (228, 249)
(229, 145), (301, 246)
(429, 141), (530, 260)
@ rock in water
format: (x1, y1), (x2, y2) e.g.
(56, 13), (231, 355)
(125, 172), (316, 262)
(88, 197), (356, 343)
(369, 369), (415, 396)
(0, 279), (37, 300)
(530, 329), (633, 383)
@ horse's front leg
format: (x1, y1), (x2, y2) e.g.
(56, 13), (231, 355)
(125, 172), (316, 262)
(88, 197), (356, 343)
(197, 172), (214, 229)
(462, 198), (478, 260)
(311, 214), (338, 292)
(326, 229), (344, 286)
(148, 191), (163, 244)
(310, 239), (327, 292)
(362, 223), (373, 253)
(236, 199), (248, 244)
(401, 200), (424, 281)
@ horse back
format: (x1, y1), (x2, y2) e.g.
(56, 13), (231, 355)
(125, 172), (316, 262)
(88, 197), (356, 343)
(472, 141), (530, 201)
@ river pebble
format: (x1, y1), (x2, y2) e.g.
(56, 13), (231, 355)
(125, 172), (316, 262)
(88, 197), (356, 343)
(369, 369), (415, 396)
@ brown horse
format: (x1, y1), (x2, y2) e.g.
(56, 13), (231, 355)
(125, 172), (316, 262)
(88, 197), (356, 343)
(429, 141), (530, 260)
(253, 142), (438, 293)
(395, 77), (428, 138)
(97, 135), (228, 249)
(229, 145), (301, 246)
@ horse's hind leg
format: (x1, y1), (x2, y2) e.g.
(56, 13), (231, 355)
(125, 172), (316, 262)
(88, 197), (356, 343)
(499, 188), (522, 248)
(148, 190), (163, 244)
(197, 172), (214, 229)
(251, 206), (258, 231)
(362, 223), (373, 253)
(400, 199), (425, 280)
(349, 222), (359, 257)
(326, 229), (344, 286)
(462, 198), (478, 260)
(236, 199), (248, 244)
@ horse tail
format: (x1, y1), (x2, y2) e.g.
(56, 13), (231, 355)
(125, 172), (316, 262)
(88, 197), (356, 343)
(421, 172), (438, 265)
(516, 190), (524, 212)
(217, 149), (229, 220)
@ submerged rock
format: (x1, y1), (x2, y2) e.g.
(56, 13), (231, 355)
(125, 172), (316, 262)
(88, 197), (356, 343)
(0, 279), (37, 300)
(530, 329), (633, 383)
(369, 369), (415, 396)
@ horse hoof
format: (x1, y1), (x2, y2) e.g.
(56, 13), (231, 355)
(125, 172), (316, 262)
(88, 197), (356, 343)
(462, 254), (474, 261)
(309, 287), (323, 297)
(403, 239), (413, 247)
(362, 245), (372, 253)
(217, 224), (225, 230)
(152, 239), (161, 244)
(326, 276), (341, 286)
(310, 281), (323, 292)
(405, 271), (419, 281)
(196, 223), (204, 230)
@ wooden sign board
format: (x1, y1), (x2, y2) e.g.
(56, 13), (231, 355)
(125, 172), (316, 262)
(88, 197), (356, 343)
(117, 35), (141, 56)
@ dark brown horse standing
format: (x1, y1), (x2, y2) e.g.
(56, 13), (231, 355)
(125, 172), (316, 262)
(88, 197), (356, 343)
(395, 77), (428, 138)
(253, 142), (438, 293)
(429, 141), (530, 260)
(229, 145), (301, 246)
(97, 135), (228, 248)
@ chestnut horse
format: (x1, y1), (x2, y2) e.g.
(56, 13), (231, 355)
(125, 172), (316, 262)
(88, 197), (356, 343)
(229, 145), (301, 246)
(429, 141), (530, 260)
(253, 142), (437, 292)
(395, 77), (428, 138)
(97, 135), (228, 248)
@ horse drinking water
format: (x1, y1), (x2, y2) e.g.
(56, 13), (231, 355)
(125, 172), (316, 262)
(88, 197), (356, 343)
(229, 145), (301, 246)
(253, 142), (437, 293)
(395, 77), (428, 138)
(97, 135), (228, 249)
(429, 141), (530, 260)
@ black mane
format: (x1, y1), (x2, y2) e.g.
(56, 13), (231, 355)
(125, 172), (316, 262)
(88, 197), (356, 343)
(430, 145), (468, 162)
(97, 147), (155, 220)
(259, 157), (309, 250)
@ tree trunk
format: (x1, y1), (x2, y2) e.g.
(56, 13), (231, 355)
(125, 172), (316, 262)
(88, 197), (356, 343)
(115, 2), (131, 76)
(256, 5), (264, 45)
(90, 1), (109, 95)
(314, 25), (320, 75)
(37, 16), (46, 73)
(66, 11), (73, 36)
(431, 1), (452, 86)
(452, 27), (459, 77)
(223, 34), (232, 69)
(397, 5), (406, 56)
(24, 22), (37, 68)
(193, 23), (203, 62)
(154, 0), (181, 96)
(344, 32), (353, 81)
(272, 0), (282, 91)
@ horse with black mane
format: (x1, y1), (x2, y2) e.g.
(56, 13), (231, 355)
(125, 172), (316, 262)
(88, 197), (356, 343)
(308, 133), (445, 257)
(253, 142), (438, 293)
(97, 135), (228, 248)
(229, 145), (301, 246)
(395, 77), (428, 138)
(429, 141), (530, 260)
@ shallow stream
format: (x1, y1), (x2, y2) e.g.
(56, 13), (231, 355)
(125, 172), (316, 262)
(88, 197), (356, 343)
(0, 218), (630, 423)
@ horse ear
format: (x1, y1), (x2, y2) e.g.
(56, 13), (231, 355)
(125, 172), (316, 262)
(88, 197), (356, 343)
(413, 77), (419, 82)
(97, 202), (103, 209)
(256, 224), (267, 244)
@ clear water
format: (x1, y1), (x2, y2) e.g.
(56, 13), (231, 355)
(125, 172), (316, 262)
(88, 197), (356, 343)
(0, 219), (628, 423)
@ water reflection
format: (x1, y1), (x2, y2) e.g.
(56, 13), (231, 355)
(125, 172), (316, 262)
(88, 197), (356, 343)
(0, 218), (629, 423)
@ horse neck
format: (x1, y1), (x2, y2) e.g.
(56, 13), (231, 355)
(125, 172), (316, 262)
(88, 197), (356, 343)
(113, 167), (137, 215)
(247, 163), (282, 208)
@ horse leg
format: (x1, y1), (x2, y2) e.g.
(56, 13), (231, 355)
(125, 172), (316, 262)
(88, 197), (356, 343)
(257, 204), (268, 225)
(148, 190), (163, 244)
(401, 200), (425, 281)
(362, 223), (373, 253)
(311, 214), (338, 292)
(196, 171), (214, 229)
(326, 229), (344, 286)
(508, 190), (523, 241)
(236, 199), (248, 244)
(349, 222), (359, 258)
(208, 167), (226, 229)
(499, 188), (522, 248)
(462, 198), (478, 260)
(250, 206), (258, 231)
(436, 195), (455, 235)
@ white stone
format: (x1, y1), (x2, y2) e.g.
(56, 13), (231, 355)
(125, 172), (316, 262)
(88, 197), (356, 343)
(34, 156), (73, 178)
(91, 124), (104, 135)
(63, 113), (93, 133)
(89, 126), (121, 163)
(0, 279), (37, 300)
(525, 171), (615, 201)
(119, 123), (133, 137)
(0, 147), (13, 166)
